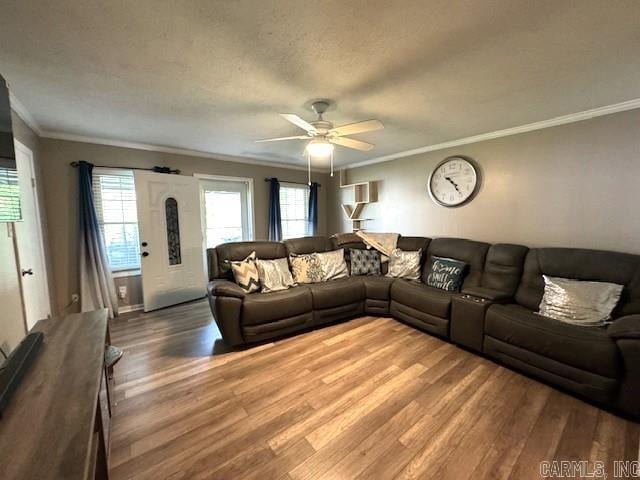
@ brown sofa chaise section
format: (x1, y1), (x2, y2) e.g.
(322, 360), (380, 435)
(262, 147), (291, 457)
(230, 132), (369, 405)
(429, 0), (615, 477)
(484, 247), (640, 417)
(206, 236), (640, 418)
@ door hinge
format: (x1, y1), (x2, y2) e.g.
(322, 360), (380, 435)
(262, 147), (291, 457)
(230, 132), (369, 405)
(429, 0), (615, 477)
(31, 177), (36, 188)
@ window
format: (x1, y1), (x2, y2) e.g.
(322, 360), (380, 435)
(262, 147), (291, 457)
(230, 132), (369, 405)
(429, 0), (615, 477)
(92, 169), (140, 272)
(199, 176), (253, 248)
(165, 197), (181, 265)
(280, 183), (310, 240)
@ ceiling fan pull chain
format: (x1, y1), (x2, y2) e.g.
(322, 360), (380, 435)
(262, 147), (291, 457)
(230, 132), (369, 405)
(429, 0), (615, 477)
(330, 150), (334, 177)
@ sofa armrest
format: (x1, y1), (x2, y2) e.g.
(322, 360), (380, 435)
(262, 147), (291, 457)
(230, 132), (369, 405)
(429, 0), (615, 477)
(608, 315), (640, 340)
(461, 286), (512, 303)
(208, 279), (246, 299)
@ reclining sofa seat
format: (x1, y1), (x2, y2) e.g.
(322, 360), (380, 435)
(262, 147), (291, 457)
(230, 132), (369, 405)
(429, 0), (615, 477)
(483, 247), (640, 417)
(390, 238), (490, 337)
(207, 241), (314, 346)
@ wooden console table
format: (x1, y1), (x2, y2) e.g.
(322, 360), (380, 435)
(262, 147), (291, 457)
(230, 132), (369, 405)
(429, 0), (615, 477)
(0, 309), (113, 479)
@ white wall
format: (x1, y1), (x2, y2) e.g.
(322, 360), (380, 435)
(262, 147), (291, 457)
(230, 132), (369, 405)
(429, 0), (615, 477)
(329, 108), (640, 254)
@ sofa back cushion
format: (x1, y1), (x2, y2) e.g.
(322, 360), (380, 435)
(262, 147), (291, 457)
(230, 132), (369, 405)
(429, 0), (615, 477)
(214, 241), (287, 280)
(515, 248), (640, 317)
(423, 238), (490, 289)
(480, 243), (529, 295)
(207, 248), (219, 281)
(284, 236), (333, 255)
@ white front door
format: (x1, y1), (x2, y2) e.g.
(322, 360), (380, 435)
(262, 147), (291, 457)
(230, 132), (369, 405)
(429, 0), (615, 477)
(134, 171), (207, 312)
(14, 140), (51, 329)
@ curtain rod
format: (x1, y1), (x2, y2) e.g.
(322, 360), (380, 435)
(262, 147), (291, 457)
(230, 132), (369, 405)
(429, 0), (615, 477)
(69, 162), (181, 174)
(264, 177), (321, 187)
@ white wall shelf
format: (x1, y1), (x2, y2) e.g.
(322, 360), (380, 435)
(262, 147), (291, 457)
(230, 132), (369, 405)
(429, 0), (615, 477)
(339, 171), (375, 232)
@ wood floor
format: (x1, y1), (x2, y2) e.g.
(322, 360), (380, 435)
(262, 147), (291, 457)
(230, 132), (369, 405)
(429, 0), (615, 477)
(109, 300), (639, 480)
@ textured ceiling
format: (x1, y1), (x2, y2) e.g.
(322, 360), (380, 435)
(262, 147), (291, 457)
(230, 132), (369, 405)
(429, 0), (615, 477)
(1, 0), (639, 168)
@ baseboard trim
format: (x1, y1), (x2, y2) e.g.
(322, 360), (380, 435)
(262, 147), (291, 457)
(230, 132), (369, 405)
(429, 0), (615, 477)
(118, 303), (144, 314)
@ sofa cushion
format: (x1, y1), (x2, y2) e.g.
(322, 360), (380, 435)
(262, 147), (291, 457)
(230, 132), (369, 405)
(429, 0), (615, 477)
(289, 253), (324, 284)
(216, 241), (287, 280)
(424, 238), (489, 289)
(424, 256), (467, 292)
(515, 248), (640, 317)
(363, 276), (395, 301)
(316, 249), (349, 281)
(350, 249), (382, 276)
(390, 279), (457, 319)
(256, 258), (296, 293)
(538, 275), (623, 326)
(242, 286), (312, 326)
(309, 277), (364, 309)
(284, 236), (333, 255)
(485, 304), (620, 378)
(229, 251), (260, 293)
(479, 243), (529, 295)
(387, 249), (422, 280)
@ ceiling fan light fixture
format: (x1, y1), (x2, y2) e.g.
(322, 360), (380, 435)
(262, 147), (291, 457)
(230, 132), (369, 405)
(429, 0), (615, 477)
(306, 138), (334, 158)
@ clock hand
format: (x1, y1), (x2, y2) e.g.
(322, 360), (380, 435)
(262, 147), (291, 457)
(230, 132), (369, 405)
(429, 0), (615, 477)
(445, 176), (461, 193)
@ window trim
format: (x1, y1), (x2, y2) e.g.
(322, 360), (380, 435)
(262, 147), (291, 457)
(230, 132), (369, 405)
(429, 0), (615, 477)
(194, 174), (255, 248)
(279, 182), (311, 240)
(93, 167), (141, 273)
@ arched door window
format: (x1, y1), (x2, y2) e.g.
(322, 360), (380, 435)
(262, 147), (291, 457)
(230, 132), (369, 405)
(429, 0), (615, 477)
(165, 197), (182, 265)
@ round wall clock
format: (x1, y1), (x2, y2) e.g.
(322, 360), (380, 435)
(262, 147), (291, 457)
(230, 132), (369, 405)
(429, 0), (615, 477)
(428, 156), (479, 207)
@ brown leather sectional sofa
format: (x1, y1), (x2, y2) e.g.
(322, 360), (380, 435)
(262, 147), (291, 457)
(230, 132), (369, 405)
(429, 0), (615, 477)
(207, 235), (640, 419)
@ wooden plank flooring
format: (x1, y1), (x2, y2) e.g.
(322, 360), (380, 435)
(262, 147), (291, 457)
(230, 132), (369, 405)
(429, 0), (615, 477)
(109, 300), (639, 479)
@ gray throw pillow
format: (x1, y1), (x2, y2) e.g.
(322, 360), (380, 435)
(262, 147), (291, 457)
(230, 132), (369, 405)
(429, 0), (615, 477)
(228, 251), (260, 293)
(349, 249), (381, 276)
(316, 249), (349, 281)
(424, 256), (467, 292)
(386, 248), (422, 280)
(538, 275), (623, 326)
(256, 258), (296, 293)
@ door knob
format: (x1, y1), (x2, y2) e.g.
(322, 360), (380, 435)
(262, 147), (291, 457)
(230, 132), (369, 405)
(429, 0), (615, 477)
(21, 268), (33, 276)
(141, 252), (149, 257)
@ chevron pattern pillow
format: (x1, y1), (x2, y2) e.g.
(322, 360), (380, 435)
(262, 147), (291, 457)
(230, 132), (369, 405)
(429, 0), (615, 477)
(229, 251), (261, 293)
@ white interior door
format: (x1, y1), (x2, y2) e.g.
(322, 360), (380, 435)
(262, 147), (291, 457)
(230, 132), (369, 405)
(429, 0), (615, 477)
(134, 171), (207, 312)
(14, 140), (51, 329)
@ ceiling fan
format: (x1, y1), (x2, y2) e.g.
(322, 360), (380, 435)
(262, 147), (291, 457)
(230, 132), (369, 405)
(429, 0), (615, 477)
(256, 101), (384, 182)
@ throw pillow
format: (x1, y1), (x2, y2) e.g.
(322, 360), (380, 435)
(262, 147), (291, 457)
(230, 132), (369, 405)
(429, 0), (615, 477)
(538, 275), (623, 326)
(424, 256), (467, 292)
(386, 248), (422, 280)
(316, 249), (349, 281)
(349, 249), (382, 276)
(289, 253), (324, 284)
(228, 251), (260, 293)
(256, 258), (296, 293)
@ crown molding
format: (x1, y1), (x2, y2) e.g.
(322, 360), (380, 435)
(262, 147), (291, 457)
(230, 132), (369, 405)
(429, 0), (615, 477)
(40, 130), (330, 173)
(9, 92), (43, 136)
(344, 98), (640, 170)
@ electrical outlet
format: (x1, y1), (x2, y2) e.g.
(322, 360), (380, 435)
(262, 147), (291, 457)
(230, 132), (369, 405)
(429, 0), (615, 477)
(71, 293), (79, 303)
(118, 286), (127, 299)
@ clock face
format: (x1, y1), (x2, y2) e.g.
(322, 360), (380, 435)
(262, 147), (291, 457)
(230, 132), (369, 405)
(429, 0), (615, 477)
(428, 157), (478, 207)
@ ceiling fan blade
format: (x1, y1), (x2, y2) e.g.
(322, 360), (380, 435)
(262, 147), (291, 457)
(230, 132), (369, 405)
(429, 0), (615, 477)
(330, 136), (374, 151)
(280, 114), (317, 133)
(329, 119), (384, 136)
(255, 135), (309, 143)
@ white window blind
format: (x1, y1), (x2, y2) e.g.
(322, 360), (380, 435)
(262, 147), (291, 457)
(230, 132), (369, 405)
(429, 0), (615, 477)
(0, 166), (21, 222)
(92, 169), (141, 271)
(280, 183), (310, 240)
